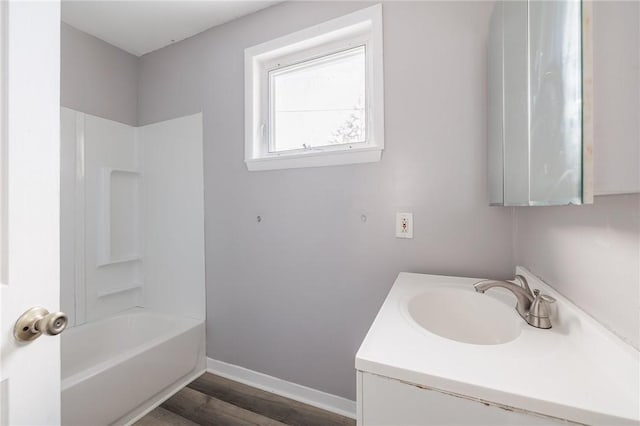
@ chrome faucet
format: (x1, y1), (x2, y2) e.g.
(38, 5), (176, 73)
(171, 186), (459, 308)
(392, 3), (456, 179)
(474, 275), (556, 329)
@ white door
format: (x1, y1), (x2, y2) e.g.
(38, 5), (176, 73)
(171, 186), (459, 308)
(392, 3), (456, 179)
(0, 0), (62, 425)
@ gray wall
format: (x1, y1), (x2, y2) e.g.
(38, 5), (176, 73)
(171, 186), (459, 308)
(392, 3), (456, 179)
(137, 1), (514, 399)
(514, 1), (640, 350)
(515, 194), (639, 349)
(61, 23), (138, 126)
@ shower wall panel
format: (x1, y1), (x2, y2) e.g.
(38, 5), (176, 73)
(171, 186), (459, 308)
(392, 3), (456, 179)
(139, 113), (205, 320)
(61, 108), (205, 325)
(61, 109), (141, 324)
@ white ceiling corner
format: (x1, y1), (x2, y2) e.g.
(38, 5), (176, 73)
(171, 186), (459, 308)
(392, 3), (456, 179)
(61, 1), (282, 57)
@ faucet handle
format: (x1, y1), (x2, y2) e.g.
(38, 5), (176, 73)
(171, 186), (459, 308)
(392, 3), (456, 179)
(514, 274), (532, 294)
(527, 289), (555, 329)
(536, 289), (556, 304)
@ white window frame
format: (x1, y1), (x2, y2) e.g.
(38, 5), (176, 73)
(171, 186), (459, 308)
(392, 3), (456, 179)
(244, 4), (384, 171)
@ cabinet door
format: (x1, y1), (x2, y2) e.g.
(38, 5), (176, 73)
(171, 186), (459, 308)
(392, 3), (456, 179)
(360, 373), (569, 426)
(502, 0), (530, 206)
(487, 1), (590, 206)
(592, 1), (640, 195)
(528, 0), (583, 205)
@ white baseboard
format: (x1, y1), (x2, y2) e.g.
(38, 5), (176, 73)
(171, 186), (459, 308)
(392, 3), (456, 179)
(206, 358), (356, 419)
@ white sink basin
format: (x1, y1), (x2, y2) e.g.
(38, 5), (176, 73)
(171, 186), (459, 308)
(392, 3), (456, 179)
(357, 271), (640, 424)
(407, 287), (522, 345)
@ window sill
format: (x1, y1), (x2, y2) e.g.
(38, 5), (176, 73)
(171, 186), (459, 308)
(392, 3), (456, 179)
(245, 147), (382, 171)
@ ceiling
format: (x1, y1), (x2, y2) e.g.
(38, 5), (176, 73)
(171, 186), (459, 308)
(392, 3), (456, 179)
(62, 1), (281, 57)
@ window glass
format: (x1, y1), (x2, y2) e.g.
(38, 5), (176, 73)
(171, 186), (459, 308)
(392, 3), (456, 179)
(269, 46), (366, 152)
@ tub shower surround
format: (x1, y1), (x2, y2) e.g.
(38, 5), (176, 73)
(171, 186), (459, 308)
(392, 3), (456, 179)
(60, 109), (206, 425)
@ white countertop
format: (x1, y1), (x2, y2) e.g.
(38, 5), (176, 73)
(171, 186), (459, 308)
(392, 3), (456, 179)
(355, 268), (640, 425)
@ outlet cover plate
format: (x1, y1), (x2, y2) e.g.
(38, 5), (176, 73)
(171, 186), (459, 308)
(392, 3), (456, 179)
(396, 212), (413, 239)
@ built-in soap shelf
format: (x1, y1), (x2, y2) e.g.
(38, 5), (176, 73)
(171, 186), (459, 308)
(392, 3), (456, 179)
(97, 282), (143, 298)
(97, 167), (142, 267)
(97, 255), (142, 267)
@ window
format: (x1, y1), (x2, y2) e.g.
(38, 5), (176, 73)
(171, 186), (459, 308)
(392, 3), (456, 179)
(245, 5), (384, 171)
(270, 46), (366, 153)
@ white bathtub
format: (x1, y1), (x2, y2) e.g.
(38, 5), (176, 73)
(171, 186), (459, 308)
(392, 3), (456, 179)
(61, 308), (205, 426)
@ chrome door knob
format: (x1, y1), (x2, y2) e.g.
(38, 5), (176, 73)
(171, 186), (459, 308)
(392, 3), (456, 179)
(14, 307), (68, 342)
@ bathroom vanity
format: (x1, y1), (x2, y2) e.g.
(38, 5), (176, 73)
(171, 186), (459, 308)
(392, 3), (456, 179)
(355, 270), (640, 425)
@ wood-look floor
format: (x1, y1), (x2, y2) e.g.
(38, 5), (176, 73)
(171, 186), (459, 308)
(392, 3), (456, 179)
(134, 373), (355, 426)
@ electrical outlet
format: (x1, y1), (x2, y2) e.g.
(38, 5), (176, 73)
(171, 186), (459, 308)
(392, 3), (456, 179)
(396, 212), (413, 239)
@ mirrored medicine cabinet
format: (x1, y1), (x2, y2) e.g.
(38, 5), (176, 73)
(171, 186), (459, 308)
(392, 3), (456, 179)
(488, 0), (593, 206)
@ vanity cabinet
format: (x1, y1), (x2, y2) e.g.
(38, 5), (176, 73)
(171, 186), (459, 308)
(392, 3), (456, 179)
(357, 372), (574, 426)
